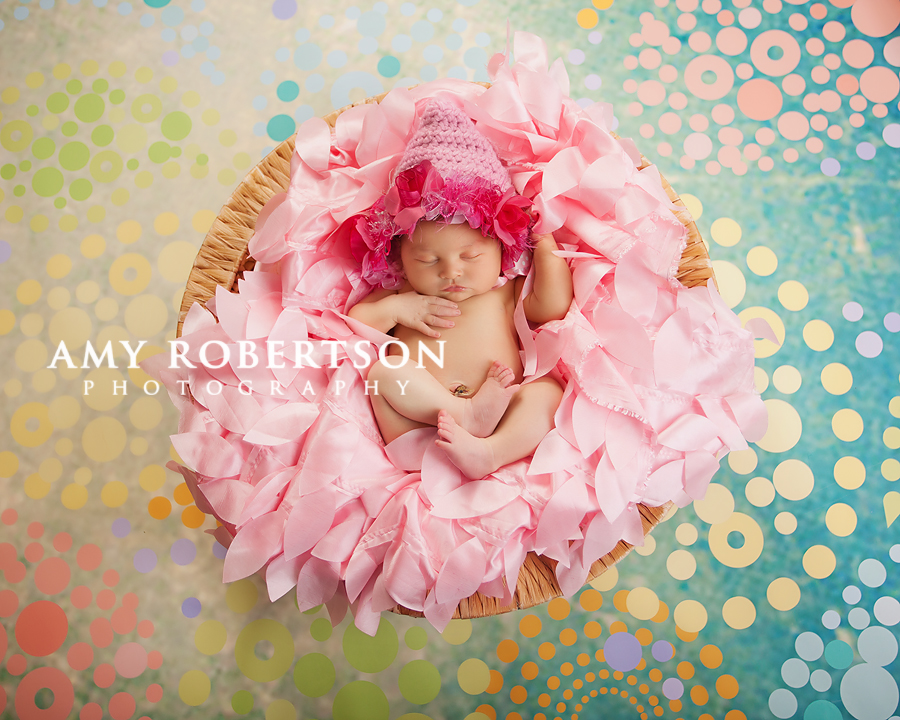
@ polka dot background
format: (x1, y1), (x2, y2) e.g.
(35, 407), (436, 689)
(1, 0), (899, 718)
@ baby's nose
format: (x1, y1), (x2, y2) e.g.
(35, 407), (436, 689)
(439, 260), (462, 278)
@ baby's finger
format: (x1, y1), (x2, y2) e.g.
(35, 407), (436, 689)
(426, 315), (455, 328)
(428, 297), (460, 314)
(417, 323), (442, 338)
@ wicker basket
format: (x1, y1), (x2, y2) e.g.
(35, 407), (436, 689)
(177, 90), (714, 620)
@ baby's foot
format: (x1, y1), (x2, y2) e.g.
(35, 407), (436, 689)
(461, 361), (518, 438)
(436, 411), (499, 480)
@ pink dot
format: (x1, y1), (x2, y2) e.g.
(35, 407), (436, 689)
(659, 64), (678, 83)
(27, 523), (44, 539)
(837, 74), (859, 95)
(807, 38), (825, 56)
(638, 80), (667, 105)
(738, 78), (784, 120)
(860, 66), (900, 103)
(77, 545), (102, 571)
(811, 66), (831, 85)
(624, 55), (639, 70)
(94, 661), (116, 688)
(803, 93), (821, 112)
(873, 103), (888, 117)
(662, 36), (681, 56)
(706, 161), (722, 175)
(690, 113), (710, 131)
(827, 125), (844, 139)
(702, 0), (721, 12)
(811, 114), (829, 131)
(884, 37), (900, 66)
(778, 111), (810, 141)
(734, 161), (748, 176)
(71, 585), (92, 609)
(784, 148), (800, 162)
(677, 0), (698, 11)
(782, 74), (806, 96)
(684, 132), (713, 159)
(823, 20), (846, 41)
(754, 126), (774, 144)
(639, 48), (662, 69)
(752, 30), (801, 76)
(90, 618), (113, 648)
(122, 593), (139, 610)
(640, 123), (655, 138)
(850, 94), (868, 110)
(718, 127), (744, 145)
(678, 12), (697, 30)
(103, 570), (120, 588)
(806, 137), (824, 153)
(15, 601), (68, 656)
(680, 155), (696, 170)
(759, 156), (774, 171)
(0, 590), (18, 618)
(109, 692), (136, 720)
(717, 145), (741, 167)
(739, 7), (761, 27)
(852, 0), (900, 38)
(820, 90), (842, 112)
(146, 684), (163, 703)
(824, 53), (841, 70)
(1, 510), (17, 526)
(763, 0), (782, 13)
(147, 650), (163, 669)
(81, 703), (103, 720)
(137, 620), (154, 639)
(657, 142), (673, 156)
(623, 79), (638, 93)
(789, 12), (808, 31)
(659, 111), (683, 133)
(689, 31), (712, 52)
(684, 54), (735, 100)
(716, 26), (748, 55)
(34, 557), (71, 595)
(114, 642), (148, 678)
(669, 92), (688, 109)
(736, 62), (754, 79)
(111, 607), (137, 635)
(629, 33), (644, 48)
(718, 9), (734, 25)
(96, 589), (116, 611)
(628, 102), (644, 116)
(53, 533), (72, 553)
(67, 642), (94, 671)
(743, 143), (761, 160)
(643, 19), (671, 45)
(24, 543), (44, 563)
(712, 103), (735, 124)
(7, 653), (26, 675)
(810, 2), (828, 19)
(850, 112), (865, 127)
(6, 561), (26, 584)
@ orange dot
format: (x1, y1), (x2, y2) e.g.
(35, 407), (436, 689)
(584, 621), (602, 639)
(649, 668), (663, 682)
(837, 74), (859, 95)
(519, 614), (541, 638)
(70, 585), (92, 609)
(97, 589), (116, 610)
(561, 662), (575, 676)
(851, 0), (900, 38)
(737, 78), (783, 120)
(25, 542), (44, 563)
(537, 693), (551, 708)
(148, 496), (171, 519)
(613, 670), (624, 681)
(477, 706), (497, 720)
(522, 662), (539, 680)
(716, 674), (740, 699)
(579, 588), (602, 611)
(173, 482), (193, 505)
(677, 661), (695, 679)
(181, 505), (206, 528)
(610, 620), (628, 634)
(539, 642), (557, 660)
(68, 642), (94, 671)
(676, 625), (699, 642)
(487, 669), (504, 694)
(691, 685), (710, 705)
(548, 597), (571, 620)
(725, 710), (747, 720)
(635, 628), (654, 646)
(699, 644), (723, 668)
(560, 628), (578, 646)
(28, 522), (44, 539)
(652, 601), (670, 623)
(669, 699), (683, 712)
(15, 601), (68, 655)
(505, 713), (523, 720)
(548, 675), (561, 690)
(613, 590), (630, 612)
(112, 607), (137, 635)
(577, 652), (590, 666)
(497, 639), (520, 663)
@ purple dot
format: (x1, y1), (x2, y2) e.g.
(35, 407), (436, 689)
(884, 123), (900, 149)
(182, 597), (202, 618)
(134, 548), (158, 573)
(568, 49), (585, 65)
(111, 518), (131, 538)
(603, 632), (642, 671)
(662, 677), (684, 699)
(652, 640), (674, 662)
(161, 50), (179, 67)
(821, 158), (840, 176)
(885, 313), (900, 333)
(842, 301), (864, 322)
(212, 541), (227, 560)
(272, 0), (296, 19)
(856, 142), (876, 160)
(171, 538), (197, 566)
(0, 241), (10, 264)
(856, 330), (883, 358)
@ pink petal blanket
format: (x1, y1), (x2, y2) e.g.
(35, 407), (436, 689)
(146, 32), (766, 634)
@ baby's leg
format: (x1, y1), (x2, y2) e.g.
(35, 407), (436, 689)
(435, 376), (564, 479)
(367, 359), (518, 444)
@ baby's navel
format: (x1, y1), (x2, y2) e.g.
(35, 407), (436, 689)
(449, 382), (473, 397)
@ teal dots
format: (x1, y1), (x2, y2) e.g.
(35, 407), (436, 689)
(109, 89), (125, 105)
(132, 94), (162, 122)
(276, 81), (299, 102)
(47, 92), (69, 113)
(2, 120), (33, 151)
(398, 660), (441, 704)
(90, 150), (123, 183)
(32, 167), (65, 197)
(143, 0), (171, 7)
(1, 165), (15, 180)
(161, 111), (191, 141)
(61, 122), (79, 137)
(309, 617), (332, 641)
(342, 620), (398, 673)
(824, 639), (854, 669)
(378, 56), (400, 78)
(266, 114), (295, 142)
(69, 179), (93, 202)
(231, 690), (254, 715)
(59, 142), (90, 171)
(92, 79), (109, 93)
(91, 125), (114, 147)
(332, 682), (389, 720)
(293, 653), (336, 697)
(66, 79), (83, 95)
(31, 137), (56, 160)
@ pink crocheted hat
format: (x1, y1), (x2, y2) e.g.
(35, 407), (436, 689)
(349, 98), (532, 288)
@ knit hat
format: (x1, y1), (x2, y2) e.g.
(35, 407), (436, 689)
(348, 98), (532, 288)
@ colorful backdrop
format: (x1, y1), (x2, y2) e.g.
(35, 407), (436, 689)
(2, 0), (899, 719)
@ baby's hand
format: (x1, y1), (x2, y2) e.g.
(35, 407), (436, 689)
(393, 293), (459, 338)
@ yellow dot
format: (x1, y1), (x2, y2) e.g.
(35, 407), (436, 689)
(772, 365), (801, 394)
(83, 417), (127, 462)
(32, 369), (56, 393)
(675, 523), (698, 545)
(458, 658), (492, 694)
(82, 369), (127, 412)
(219, 129), (237, 147)
(47, 287), (71, 310)
(802, 545), (836, 579)
(129, 397), (163, 430)
(86, 206), (105, 224)
(116, 220), (142, 245)
(746, 246), (778, 276)
(179, 670), (211, 707)
(108, 61), (126, 77)
(182, 90), (201, 107)
(635, 533), (656, 556)
(17, 279), (42, 305)
(576, 7), (600, 28)
(674, 600), (707, 633)
(48, 307), (93, 350)
(882, 459), (900, 482)
(111, 188), (129, 206)
(774, 511), (797, 535)
(590, 565), (618, 592)
(594, 0), (614, 7)
(626, 587), (660, 620)
(0, 309), (15, 335)
(44, 254), (72, 280)
(80, 59), (99, 75)
(195, 620), (227, 655)
(158, 241), (198, 283)
(55, 438), (73, 456)
(139, 464), (166, 492)
(11, 402), (53, 447)
(722, 596), (755, 630)
(159, 76), (178, 93)
(154, 212), (180, 236)
(61, 483), (89, 509)
(15, 339), (48, 373)
(233, 152), (252, 170)
(773, 459), (814, 501)
(745, 476), (775, 507)
(30, 215), (50, 233)
(832, 408), (863, 442)
(81, 234), (106, 258)
(767, 577), (800, 611)
(803, 319), (834, 351)
(192, 209), (216, 234)
(667, 550), (697, 580)
(161, 161), (180, 179)
(757, 399), (803, 453)
(833, 456), (865, 490)
(201, 108), (220, 125)
(135, 171), (153, 188)
(58, 214), (78, 232)
(39, 458), (63, 483)
(2, 86), (20, 104)
(131, 438), (148, 456)
(48, 396), (80, 429)
(694, 483), (734, 524)
(884, 427), (900, 450)
(74, 467), (92, 485)
(5, 379), (22, 397)
(825, 503), (857, 537)
(777, 280), (809, 311)
(124, 295), (168, 338)
(728, 448), (758, 475)
(95, 298), (119, 321)
(225, 578), (259, 614)
(738, 306), (785, 358)
(0, 451), (18, 477)
(76, 281), (101, 304)
(135, 66), (153, 83)
(710, 261), (745, 308)
(25, 474), (51, 499)
(710, 217), (742, 247)
(821, 363), (852, 395)
(26, 72), (44, 88)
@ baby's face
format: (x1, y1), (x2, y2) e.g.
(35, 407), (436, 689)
(400, 221), (502, 301)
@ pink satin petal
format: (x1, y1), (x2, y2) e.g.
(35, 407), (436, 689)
(592, 303), (653, 370)
(605, 412), (645, 470)
(265, 552), (306, 600)
(434, 536), (487, 606)
(283, 489), (336, 560)
(296, 557), (341, 611)
(171, 432), (244, 478)
(654, 308), (693, 389)
(243, 402), (319, 446)
(430, 480), (521, 519)
(529, 429), (582, 475)
(535, 477), (588, 553)
(222, 509), (287, 583)
(384, 428), (433, 471)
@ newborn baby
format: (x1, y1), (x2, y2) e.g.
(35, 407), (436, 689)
(349, 219), (573, 479)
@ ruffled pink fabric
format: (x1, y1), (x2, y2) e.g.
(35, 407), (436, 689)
(146, 32), (766, 634)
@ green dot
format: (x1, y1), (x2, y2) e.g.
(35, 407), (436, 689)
(62, 122), (79, 137)
(126, 159), (139, 170)
(231, 690), (254, 715)
(131, 93), (162, 122)
(74, 94), (105, 123)
(144, 0), (171, 7)
(233, 619), (295, 683)
(1, 164), (17, 180)
(266, 114), (296, 143)
(59, 142), (90, 171)
(32, 138), (56, 160)
(54, 197), (67, 209)
(161, 111), (192, 141)
(170, 146), (182, 158)
(66, 79), (83, 95)
(90, 150), (123, 183)
(32, 167), (65, 197)
(342, 619), (398, 673)
(378, 56), (401, 78)
(1, 120), (33, 151)
(92, 79), (109, 93)
(19, 160), (31, 171)
(109, 89), (125, 105)
(293, 653), (336, 697)
(69, 178), (93, 202)
(303, 604), (323, 615)
(196, 154), (208, 166)
(405, 627), (428, 650)
(148, 141), (170, 164)
(47, 92), (70, 114)
(91, 125), (114, 147)
(398, 660), (441, 705)
(310, 618), (332, 642)
(26, 104), (39, 117)
(277, 81), (299, 102)
(14, 185), (25, 197)
(332, 682), (389, 720)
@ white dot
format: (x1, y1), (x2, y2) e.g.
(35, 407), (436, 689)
(875, 596), (900, 626)
(843, 301), (864, 321)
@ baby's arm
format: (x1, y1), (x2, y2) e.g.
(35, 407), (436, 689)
(517, 233), (574, 324)
(347, 287), (460, 338)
